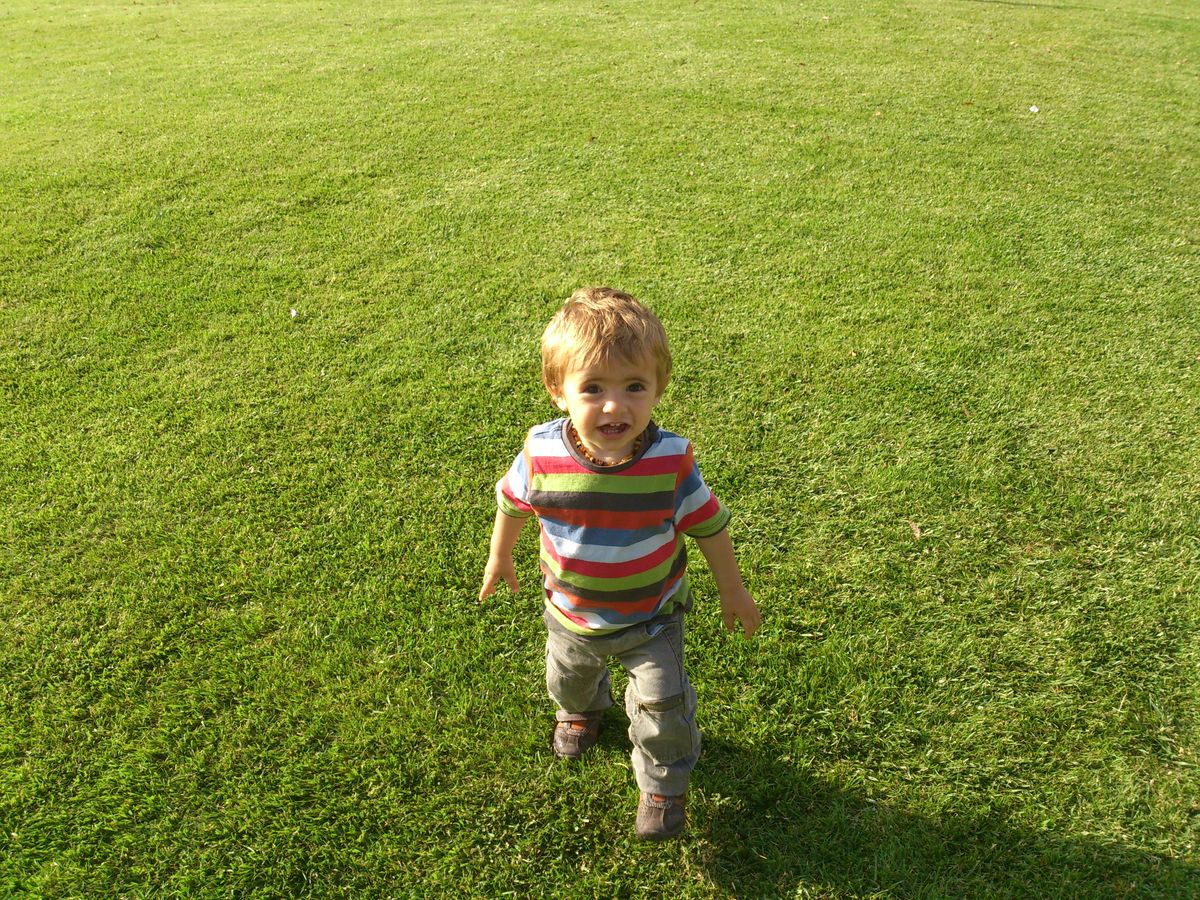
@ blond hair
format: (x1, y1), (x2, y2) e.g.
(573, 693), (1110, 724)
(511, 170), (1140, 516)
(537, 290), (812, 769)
(541, 287), (672, 398)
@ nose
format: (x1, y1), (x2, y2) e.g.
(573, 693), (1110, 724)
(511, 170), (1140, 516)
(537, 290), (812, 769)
(603, 398), (619, 414)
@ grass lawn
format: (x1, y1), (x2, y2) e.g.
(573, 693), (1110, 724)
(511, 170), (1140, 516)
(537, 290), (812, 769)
(2, 0), (1198, 895)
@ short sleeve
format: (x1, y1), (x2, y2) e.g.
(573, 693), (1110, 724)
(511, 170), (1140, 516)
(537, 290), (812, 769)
(496, 444), (534, 519)
(674, 443), (730, 537)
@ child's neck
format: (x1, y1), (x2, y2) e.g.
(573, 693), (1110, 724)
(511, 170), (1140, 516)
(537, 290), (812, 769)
(568, 420), (642, 467)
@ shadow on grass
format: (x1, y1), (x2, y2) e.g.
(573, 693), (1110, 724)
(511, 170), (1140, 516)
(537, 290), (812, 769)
(695, 739), (1195, 897)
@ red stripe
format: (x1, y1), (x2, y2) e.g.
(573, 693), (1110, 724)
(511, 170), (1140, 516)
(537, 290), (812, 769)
(535, 457), (587, 474)
(547, 572), (685, 615)
(534, 453), (686, 476)
(541, 530), (680, 579)
(536, 505), (669, 530)
(677, 496), (722, 533)
(501, 482), (533, 512)
(555, 606), (591, 628)
(675, 445), (696, 488)
(622, 454), (686, 476)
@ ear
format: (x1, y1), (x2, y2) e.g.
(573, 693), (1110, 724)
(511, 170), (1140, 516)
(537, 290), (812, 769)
(545, 382), (567, 411)
(542, 377), (563, 411)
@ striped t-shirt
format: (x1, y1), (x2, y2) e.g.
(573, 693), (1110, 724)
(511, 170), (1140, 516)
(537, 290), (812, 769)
(496, 418), (730, 635)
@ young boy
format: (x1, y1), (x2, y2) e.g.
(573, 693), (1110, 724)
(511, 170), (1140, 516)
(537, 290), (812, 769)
(479, 287), (761, 841)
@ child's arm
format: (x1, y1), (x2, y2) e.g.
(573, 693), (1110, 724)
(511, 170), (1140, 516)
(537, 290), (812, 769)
(695, 529), (761, 638)
(479, 509), (527, 600)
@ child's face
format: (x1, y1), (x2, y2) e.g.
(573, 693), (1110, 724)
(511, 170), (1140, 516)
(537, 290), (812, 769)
(552, 356), (662, 464)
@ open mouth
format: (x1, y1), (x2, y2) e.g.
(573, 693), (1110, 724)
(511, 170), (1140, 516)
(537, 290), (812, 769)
(598, 423), (629, 437)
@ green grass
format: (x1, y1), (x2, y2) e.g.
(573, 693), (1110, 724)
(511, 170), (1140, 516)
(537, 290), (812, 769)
(2, 0), (1198, 895)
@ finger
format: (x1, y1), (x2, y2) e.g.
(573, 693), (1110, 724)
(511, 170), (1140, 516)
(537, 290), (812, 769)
(505, 573), (519, 594)
(479, 577), (496, 602)
(722, 607), (736, 632)
(738, 601), (761, 639)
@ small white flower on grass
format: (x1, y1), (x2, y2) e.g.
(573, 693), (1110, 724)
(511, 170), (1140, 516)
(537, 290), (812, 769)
(1029, 105), (1040, 113)
(290, 308), (298, 318)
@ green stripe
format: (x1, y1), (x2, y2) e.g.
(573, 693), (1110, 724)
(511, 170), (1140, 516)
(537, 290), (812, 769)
(543, 600), (596, 635)
(530, 472), (677, 495)
(683, 506), (731, 538)
(543, 578), (691, 635)
(540, 544), (683, 592)
(497, 494), (533, 518)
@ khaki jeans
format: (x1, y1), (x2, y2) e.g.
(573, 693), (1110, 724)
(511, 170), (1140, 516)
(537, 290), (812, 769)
(544, 606), (700, 796)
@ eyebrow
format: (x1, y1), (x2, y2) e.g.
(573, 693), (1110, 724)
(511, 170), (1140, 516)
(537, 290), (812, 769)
(572, 369), (654, 384)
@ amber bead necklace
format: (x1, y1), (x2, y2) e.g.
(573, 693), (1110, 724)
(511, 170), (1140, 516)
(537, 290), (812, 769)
(568, 421), (642, 467)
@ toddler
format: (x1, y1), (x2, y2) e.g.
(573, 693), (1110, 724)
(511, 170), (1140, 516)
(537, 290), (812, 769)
(479, 287), (761, 840)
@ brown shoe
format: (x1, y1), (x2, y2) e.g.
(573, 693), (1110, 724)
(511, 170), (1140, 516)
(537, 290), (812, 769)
(636, 793), (686, 840)
(552, 716), (601, 759)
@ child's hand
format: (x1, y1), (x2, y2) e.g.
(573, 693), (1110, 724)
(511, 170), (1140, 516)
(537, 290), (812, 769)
(479, 557), (519, 601)
(720, 586), (761, 639)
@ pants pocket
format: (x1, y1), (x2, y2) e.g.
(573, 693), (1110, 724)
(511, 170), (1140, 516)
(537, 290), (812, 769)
(630, 691), (696, 766)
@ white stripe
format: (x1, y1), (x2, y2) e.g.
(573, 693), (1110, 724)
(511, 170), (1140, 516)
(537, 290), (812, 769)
(643, 435), (690, 459)
(549, 580), (684, 632)
(675, 483), (712, 519)
(528, 435), (572, 457)
(549, 528), (675, 564)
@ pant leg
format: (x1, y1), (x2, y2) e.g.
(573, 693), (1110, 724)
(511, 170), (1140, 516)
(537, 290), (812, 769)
(544, 608), (613, 718)
(619, 612), (700, 796)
